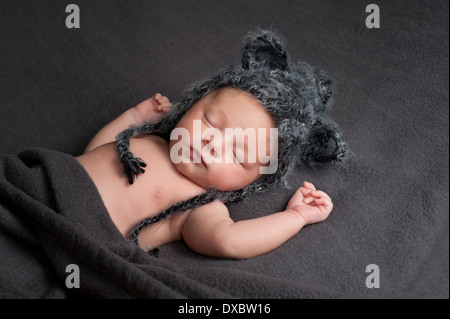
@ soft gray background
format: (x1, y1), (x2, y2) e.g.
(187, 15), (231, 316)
(0, 0), (448, 298)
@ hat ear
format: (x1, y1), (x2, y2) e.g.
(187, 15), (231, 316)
(241, 30), (288, 71)
(315, 69), (335, 110)
(303, 117), (347, 163)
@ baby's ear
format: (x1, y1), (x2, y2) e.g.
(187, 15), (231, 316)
(241, 29), (288, 71)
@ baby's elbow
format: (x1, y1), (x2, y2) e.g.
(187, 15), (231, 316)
(215, 235), (249, 260)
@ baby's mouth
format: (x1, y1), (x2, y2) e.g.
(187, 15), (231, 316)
(190, 147), (206, 167)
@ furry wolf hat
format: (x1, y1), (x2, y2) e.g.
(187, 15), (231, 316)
(116, 29), (348, 244)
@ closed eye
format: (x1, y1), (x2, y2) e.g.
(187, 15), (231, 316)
(203, 115), (214, 128)
(233, 145), (244, 165)
(235, 154), (243, 165)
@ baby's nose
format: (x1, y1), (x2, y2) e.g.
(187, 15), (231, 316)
(202, 134), (213, 144)
(202, 130), (226, 158)
(204, 137), (222, 157)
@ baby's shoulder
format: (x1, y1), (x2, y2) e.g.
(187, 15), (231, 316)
(131, 134), (168, 150)
(129, 135), (173, 171)
(187, 200), (230, 223)
(195, 199), (228, 212)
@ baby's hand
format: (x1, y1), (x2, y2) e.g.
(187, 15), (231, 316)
(135, 93), (173, 123)
(285, 181), (333, 225)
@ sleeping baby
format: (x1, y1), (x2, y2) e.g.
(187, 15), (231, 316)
(77, 30), (347, 259)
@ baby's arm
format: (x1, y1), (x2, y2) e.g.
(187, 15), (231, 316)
(83, 94), (172, 153)
(181, 182), (333, 259)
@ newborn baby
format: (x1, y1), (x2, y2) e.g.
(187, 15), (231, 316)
(77, 89), (333, 259)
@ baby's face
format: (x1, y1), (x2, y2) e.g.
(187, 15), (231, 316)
(169, 87), (277, 191)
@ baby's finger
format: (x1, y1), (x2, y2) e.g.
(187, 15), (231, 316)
(302, 196), (315, 204)
(160, 105), (172, 113)
(315, 197), (333, 211)
(299, 186), (311, 197)
(155, 103), (170, 112)
(156, 94), (170, 103)
(157, 98), (172, 111)
(303, 181), (316, 191)
(293, 186), (306, 197)
(311, 190), (331, 201)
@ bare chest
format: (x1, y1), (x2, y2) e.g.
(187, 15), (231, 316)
(77, 136), (204, 236)
(129, 136), (204, 215)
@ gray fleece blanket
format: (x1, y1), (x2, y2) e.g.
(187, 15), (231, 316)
(0, 0), (448, 298)
(0, 148), (338, 298)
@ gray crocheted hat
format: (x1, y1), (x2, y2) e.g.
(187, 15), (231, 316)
(116, 29), (348, 241)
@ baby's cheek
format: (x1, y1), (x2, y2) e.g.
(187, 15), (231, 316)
(207, 164), (241, 191)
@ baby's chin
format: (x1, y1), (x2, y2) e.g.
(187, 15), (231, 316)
(172, 162), (206, 187)
(172, 159), (256, 192)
